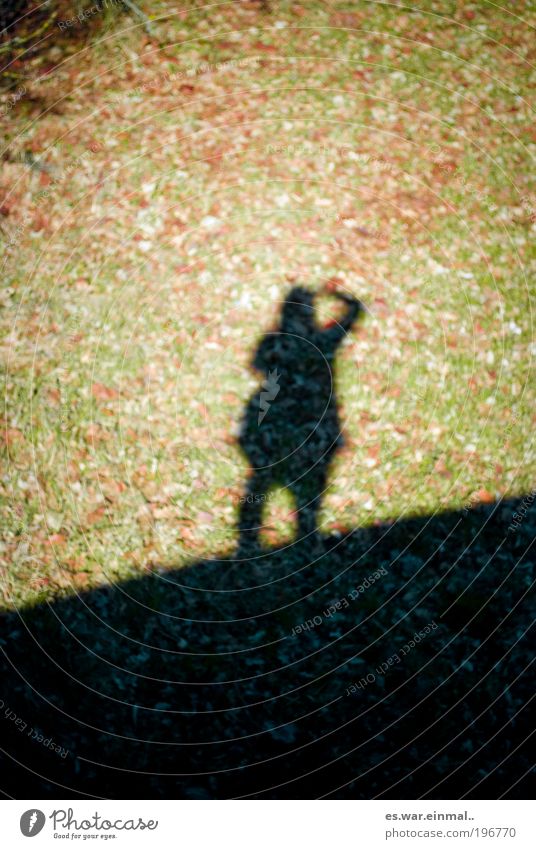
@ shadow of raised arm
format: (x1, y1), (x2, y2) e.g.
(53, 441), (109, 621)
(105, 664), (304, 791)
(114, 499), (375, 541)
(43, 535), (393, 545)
(319, 293), (365, 352)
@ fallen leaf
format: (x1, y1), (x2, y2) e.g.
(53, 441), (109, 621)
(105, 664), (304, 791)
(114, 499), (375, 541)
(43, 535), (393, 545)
(86, 506), (107, 524)
(475, 488), (495, 504)
(45, 533), (66, 546)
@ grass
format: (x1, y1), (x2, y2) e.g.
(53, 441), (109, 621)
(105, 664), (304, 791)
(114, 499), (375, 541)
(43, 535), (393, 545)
(1, 0), (535, 609)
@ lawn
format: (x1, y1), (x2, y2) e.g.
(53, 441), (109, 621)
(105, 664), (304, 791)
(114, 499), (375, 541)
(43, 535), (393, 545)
(1, 0), (534, 609)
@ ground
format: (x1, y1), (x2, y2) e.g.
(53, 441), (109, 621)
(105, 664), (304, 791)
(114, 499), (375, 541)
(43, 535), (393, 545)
(1, 1), (535, 607)
(0, 0), (534, 799)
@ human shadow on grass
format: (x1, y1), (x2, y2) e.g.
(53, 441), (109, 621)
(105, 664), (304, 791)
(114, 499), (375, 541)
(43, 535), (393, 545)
(237, 285), (363, 552)
(0, 287), (534, 799)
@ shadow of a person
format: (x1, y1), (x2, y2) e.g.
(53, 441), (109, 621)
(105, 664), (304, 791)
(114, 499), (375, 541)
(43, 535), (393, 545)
(237, 285), (364, 551)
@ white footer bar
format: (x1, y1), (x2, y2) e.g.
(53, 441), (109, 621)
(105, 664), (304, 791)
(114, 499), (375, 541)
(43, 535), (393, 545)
(2, 800), (533, 848)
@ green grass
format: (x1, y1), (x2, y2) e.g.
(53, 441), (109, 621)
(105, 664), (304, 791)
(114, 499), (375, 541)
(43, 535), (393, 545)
(1, 0), (534, 609)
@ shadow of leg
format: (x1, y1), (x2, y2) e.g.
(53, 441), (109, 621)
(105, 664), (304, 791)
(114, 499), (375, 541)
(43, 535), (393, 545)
(292, 468), (327, 548)
(237, 470), (272, 553)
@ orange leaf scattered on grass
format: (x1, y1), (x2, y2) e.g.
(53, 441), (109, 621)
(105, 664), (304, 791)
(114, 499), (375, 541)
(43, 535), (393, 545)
(63, 557), (85, 571)
(92, 382), (119, 401)
(72, 572), (90, 588)
(1, 427), (24, 446)
(32, 213), (49, 232)
(434, 458), (451, 477)
(253, 42), (277, 52)
(47, 388), (61, 404)
(45, 533), (66, 546)
(331, 12), (363, 27)
(85, 424), (111, 443)
(197, 511), (214, 523)
(179, 526), (198, 549)
(86, 506), (107, 524)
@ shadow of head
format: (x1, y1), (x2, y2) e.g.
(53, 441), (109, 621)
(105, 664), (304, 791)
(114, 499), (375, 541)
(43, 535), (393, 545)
(280, 285), (316, 335)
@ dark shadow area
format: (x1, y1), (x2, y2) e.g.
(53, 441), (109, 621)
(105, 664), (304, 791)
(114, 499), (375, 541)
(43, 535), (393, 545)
(0, 497), (534, 799)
